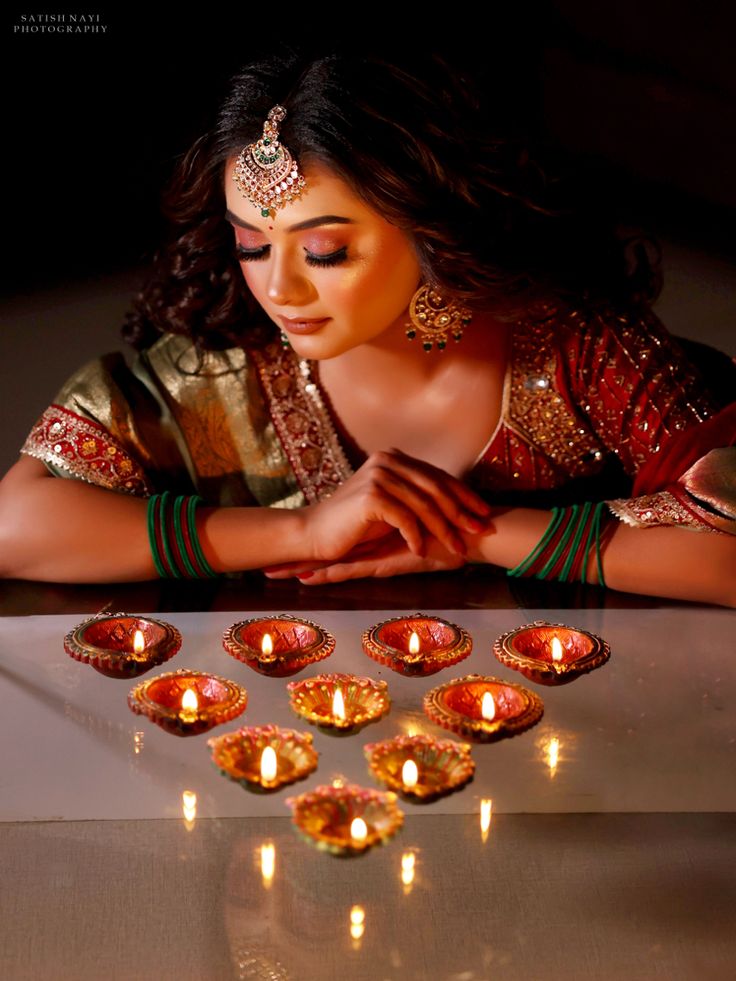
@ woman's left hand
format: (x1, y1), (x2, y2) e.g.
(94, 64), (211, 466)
(262, 530), (466, 583)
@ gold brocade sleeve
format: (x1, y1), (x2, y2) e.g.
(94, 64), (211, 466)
(20, 351), (190, 496)
(19, 335), (311, 508)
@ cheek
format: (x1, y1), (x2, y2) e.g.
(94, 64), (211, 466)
(238, 263), (266, 296)
(346, 243), (421, 320)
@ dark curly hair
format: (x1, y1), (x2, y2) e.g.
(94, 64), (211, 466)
(122, 42), (662, 352)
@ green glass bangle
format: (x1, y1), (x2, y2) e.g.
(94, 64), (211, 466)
(158, 490), (184, 579)
(507, 507), (564, 578)
(507, 501), (610, 588)
(147, 494), (169, 579)
(186, 495), (219, 579)
(173, 495), (200, 579)
(594, 502), (607, 589)
(559, 501), (592, 583)
(536, 504), (579, 579)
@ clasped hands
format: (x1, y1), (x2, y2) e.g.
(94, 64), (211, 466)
(263, 448), (495, 584)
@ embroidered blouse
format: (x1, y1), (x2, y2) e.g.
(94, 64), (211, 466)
(20, 299), (736, 535)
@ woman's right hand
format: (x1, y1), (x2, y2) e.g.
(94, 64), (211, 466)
(302, 448), (494, 563)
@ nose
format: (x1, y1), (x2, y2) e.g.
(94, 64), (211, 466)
(266, 252), (314, 307)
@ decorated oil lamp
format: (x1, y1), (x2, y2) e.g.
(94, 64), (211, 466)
(362, 614), (472, 676)
(223, 614), (335, 677)
(493, 620), (610, 685)
(208, 724), (318, 792)
(364, 733), (475, 801)
(128, 668), (247, 736)
(285, 783), (403, 856)
(423, 674), (544, 742)
(64, 613), (181, 678)
(287, 673), (391, 734)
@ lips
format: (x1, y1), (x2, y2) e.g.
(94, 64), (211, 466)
(278, 316), (331, 336)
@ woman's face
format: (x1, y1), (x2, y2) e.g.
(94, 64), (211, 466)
(224, 157), (422, 359)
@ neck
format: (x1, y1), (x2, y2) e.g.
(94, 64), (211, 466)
(324, 307), (511, 382)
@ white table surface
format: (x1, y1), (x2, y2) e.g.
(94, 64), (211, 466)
(1, 608), (734, 980)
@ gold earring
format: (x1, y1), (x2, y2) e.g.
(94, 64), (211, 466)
(404, 284), (472, 352)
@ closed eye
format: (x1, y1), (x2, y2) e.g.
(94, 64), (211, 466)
(235, 243), (348, 267)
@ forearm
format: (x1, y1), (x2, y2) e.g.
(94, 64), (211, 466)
(0, 470), (312, 583)
(467, 507), (736, 608)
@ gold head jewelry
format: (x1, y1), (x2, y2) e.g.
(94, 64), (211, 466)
(232, 104), (307, 218)
(405, 284), (473, 352)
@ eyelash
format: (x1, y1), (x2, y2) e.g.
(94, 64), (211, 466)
(235, 243), (348, 267)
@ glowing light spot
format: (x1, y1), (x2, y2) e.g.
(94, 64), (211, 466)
(402, 759), (419, 789)
(260, 842), (275, 886)
(481, 691), (496, 721)
(260, 746), (278, 783)
(480, 798), (493, 841)
(350, 817), (368, 842)
(181, 688), (198, 712)
(332, 688), (346, 721)
(401, 851), (415, 888)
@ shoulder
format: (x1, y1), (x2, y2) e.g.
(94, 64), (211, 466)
(52, 350), (133, 407)
(534, 297), (714, 408)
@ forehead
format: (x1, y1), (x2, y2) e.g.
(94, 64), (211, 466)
(224, 156), (377, 231)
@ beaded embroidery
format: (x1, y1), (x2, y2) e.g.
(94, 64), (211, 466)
(251, 342), (353, 504)
(21, 404), (152, 496)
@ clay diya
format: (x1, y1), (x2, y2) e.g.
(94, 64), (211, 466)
(285, 783), (403, 856)
(208, 724), (318, 792)
(361, 614), (472, 676)
(223, 614), (335, 677)
(287, 673), (391, 734)
(493, 620), (610, 685)
(128, 668), (247, 736)
(364, 733), (475, 801)
(64, 612), (181, 678)
(423, 674), (544, 742)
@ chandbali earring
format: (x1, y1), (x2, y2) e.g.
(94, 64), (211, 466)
(404, 284), (472, 352)
(232, 104), (307, 219)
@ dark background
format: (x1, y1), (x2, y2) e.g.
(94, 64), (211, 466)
(1, 2), (735, 473)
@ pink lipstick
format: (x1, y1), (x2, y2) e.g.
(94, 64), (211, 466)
(278, 316), (331, 335)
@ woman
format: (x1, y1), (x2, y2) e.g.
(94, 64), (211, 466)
(1, 46), (734, 603)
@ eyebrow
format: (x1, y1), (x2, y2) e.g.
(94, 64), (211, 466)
(225, 209), (356, 233)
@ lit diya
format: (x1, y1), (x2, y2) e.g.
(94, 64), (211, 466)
(223, 615), (335, 677)
(208, 724), (318, 792)
(128, 668), (247, 736)
(64, 613), (181, 678)
(423, 674), (544, 742)
(287, 673), (391, 734)
(493, 620), (610, 685)
(364, 733), (474, 801)
(361, 614), (472, 676)
(285, 783), (403, 856)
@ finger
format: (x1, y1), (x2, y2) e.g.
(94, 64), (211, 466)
(374, 470), (466, 557)
(389, 448), (492, 518)
(377, 455), (491, 538)
(368, 489), (426, 556)
(299, 558), (392, 584)
(263, 562), (325, 579)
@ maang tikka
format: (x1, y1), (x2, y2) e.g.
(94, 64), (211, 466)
(405, 284), (473, 352)
(232, 104), (307, 218)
